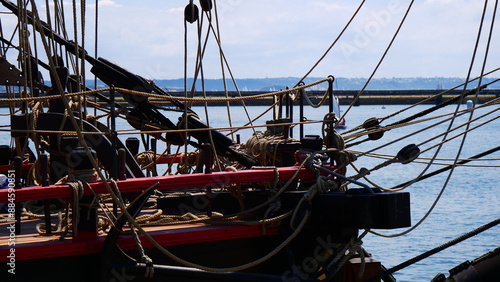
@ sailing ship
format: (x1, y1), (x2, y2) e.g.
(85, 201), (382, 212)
(0, 1), (499, 281)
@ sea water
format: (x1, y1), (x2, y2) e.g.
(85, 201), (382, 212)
(1, 103), (499, 281)
(195, 104), (499, 281)
(328, 105), (500, 282)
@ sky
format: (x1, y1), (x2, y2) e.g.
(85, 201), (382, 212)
(2, 0), (499, 80)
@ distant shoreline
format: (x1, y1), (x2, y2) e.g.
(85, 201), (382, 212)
(149, 77), (500, 92)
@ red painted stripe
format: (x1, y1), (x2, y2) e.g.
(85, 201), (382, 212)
(0, 224), (279, 262)
(0, 166), (332, 202)
(156, 154), (184, 164)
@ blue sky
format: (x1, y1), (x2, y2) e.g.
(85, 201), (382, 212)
(2, 0), (499, 80)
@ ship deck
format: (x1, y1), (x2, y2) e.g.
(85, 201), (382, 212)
(0, 208), (279, 263)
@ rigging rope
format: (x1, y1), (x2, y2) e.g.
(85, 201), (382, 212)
(2, 1), (496, 276)
(210, 1), (239, 140)
(338, 0), (415, 127)
(199, 2), (259, 138)
(376, 70), (500, 126)
(0, 78), (333, 104)
(343, 95), (500, 143)
(350, 97), (500, 161)
(393, 145), (500, 189)
(417, 106), (500, 155)
(369, 0), (495, 238)
(364, 218), (500, 282)
(296, 0), (366, 87)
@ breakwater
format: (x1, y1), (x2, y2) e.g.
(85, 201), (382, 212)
(178, 89), (500, 106)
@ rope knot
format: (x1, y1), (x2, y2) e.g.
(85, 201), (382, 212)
(141, 255), (154, 278)
(304, 153), (328, 171)
(350, 167), (370, 180)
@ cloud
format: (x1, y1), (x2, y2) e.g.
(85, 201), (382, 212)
(97, 0), (121, 8)
(1, 0), (497, 80)
(311, 2), (351, 11)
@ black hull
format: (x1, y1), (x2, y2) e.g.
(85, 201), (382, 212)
(3, 228), (358, 282)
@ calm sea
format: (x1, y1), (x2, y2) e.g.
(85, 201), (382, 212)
(1, 103), (499, 281)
